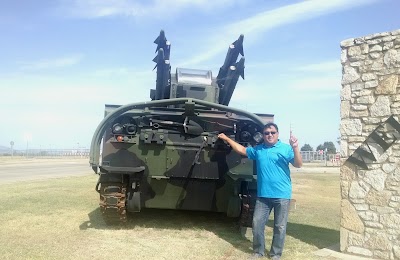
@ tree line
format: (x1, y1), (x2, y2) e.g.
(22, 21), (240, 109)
(300, 141), (337, 154)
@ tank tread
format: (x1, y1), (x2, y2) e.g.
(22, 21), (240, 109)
(99, 182), (127, 224)
(239, 190), (257, 227)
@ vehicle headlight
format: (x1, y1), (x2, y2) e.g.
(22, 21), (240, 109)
(253, 132), (263, 143)
(240, 131), (251, 142)
(112, 123), (124, 134)
(125, 124), (137, 135)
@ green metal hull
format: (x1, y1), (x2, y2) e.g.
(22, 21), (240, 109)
(90, 99), (272, 224)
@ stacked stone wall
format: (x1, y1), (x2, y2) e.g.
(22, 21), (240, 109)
(340, 29), (400, 260)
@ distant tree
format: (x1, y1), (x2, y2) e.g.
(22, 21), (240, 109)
(316, 141), (336, 154)
(300, 144), (313, 151)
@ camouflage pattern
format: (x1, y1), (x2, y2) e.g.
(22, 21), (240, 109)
(89, 31), (274, 225)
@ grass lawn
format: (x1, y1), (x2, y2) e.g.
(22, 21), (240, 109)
(0, 166), (340, 260)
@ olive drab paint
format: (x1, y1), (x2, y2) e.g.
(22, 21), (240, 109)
(89, 30), (274, 226)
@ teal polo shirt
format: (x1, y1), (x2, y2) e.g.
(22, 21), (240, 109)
(246, 140), (295, 199)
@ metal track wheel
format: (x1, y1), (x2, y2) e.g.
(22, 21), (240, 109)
(239, 190), (256, 227)
(99, 182), (127, 224)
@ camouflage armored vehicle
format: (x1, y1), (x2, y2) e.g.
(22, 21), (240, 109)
(89, 30), (273, 226)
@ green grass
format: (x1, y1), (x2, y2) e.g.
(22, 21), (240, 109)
(0, 169), (340, 260)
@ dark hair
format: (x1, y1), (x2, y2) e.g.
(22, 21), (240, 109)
(263, 122), (279, 132)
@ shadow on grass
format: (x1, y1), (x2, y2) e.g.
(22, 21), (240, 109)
(80, 208), (339, 254)
(80, 207), (252, 253)
(286, 222), (339, 249)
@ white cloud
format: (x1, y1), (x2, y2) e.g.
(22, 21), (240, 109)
(228, 74), (340, 106)
(62, 0), (247, 18)
(181, 0), (377, 66)
(1, 85), (107, 106)
(287, 76), (341, 92)
(56, 0), (377, 67)
(18, 54), (83, 70)
(294, 60), (342, 73)
(91, 67), (152, 78)
(245, 61), (275, 70)
(0, 66), (155, 107)
(226, 58), (343, 107)
(92, 67), (131, 77)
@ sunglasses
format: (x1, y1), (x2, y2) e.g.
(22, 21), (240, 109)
(263, 131), (277, 136)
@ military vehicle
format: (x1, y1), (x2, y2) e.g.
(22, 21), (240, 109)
(89, 30), (273, 226)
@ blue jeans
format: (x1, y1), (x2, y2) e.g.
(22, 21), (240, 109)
(252, 197), (290, 257)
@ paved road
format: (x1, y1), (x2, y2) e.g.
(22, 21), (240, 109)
(0, 158), (93, 184)
(0, 159), (339, 185)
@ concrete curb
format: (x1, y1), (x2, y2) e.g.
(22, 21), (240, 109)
(313, 244), (379, 260)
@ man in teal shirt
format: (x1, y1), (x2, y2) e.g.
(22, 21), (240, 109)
(218, 122), (302, 259)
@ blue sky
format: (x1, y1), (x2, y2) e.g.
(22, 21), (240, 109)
(0, 0), (399, 150)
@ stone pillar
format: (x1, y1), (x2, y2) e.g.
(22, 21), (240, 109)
(340, 29), (400, 260)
